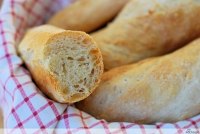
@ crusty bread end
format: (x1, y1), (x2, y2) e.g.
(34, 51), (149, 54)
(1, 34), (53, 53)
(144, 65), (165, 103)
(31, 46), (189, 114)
(18, 25), (104, 103)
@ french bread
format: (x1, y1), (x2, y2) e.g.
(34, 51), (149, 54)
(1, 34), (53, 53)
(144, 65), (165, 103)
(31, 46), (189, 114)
(48, 0), (129, 33)
(77, 38), (200, 123)
(92, 0), (200, 70)
(18, 25), (103, 103)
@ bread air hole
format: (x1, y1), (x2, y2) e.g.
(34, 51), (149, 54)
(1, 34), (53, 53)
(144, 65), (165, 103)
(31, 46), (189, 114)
(78, 80), (83, 83)
(74, 85), (79, 88)
(68, 57), (74, 60)
(62, 63), (67, 73)
(90, 69), (94, 76)
(78, 57), (85, 61)
(78, 88), (85, 93)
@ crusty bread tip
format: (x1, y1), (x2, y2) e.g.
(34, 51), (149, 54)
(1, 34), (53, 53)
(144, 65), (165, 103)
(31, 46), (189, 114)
(18, 25), (103, 103)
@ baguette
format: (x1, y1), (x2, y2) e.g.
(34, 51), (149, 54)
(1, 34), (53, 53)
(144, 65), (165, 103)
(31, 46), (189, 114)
(92, 0), (200, 70)
(18, 25), (103, 103)
(77, 38), (200, 123)
(48, 0), (129, 33)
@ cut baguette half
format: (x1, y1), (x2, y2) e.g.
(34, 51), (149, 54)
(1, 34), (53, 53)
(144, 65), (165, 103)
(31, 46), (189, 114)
(18, 25), (104, 103)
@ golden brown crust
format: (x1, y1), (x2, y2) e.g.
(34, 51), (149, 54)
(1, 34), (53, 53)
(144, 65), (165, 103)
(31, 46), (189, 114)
(18, 25), (103, 103)
(77, 38), (200, 123)
(92, 0), (200, 70)
(48, 0), (129, 33)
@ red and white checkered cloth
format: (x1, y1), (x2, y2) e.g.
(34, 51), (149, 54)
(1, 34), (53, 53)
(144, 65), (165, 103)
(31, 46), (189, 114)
(0, 0), (200, 133)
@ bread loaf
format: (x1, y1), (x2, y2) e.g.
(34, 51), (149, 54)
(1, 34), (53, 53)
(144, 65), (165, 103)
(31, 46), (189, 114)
(92, 0), (200, 70)
(18, 25), (103, 103)
(77, 38), (200, 123)
(48, 0), (129, 33)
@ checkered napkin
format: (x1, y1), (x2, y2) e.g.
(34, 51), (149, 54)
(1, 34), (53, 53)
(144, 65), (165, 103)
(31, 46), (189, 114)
(0, 0), (200, 134)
